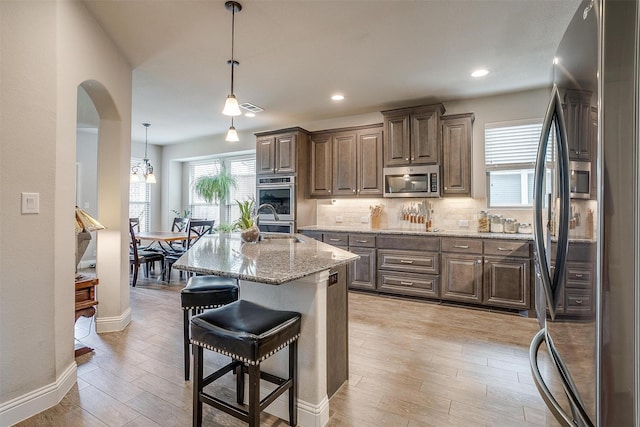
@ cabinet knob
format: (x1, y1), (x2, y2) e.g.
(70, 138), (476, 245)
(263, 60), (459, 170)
(328, 190), (331, 194)
(444, 187), (448, 190)
(411, 157), (415, 160)
(478, 260), (483, 264)
(353, 189), (356, 193)
(405, 158), (409, 161)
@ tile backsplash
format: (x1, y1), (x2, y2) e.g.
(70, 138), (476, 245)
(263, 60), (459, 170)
(314, 197), (597, 237)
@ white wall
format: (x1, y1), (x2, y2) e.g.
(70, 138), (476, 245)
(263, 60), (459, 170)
(0, 1), (132, 424)
(76, 128), (99, 265)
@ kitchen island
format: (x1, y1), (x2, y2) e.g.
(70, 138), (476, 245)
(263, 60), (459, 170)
(173, 232), (358, 427)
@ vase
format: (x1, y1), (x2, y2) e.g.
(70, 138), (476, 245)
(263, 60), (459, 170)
(240, 225), (260, 243)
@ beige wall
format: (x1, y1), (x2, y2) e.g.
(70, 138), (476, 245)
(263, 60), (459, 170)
(0, 1), (132, 424)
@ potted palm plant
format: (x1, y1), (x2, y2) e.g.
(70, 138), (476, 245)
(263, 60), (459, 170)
(193, 168), (238, 205)
(234, 197), (260, 243)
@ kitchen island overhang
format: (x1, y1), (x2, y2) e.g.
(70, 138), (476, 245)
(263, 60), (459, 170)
(173, 233), (358, 427)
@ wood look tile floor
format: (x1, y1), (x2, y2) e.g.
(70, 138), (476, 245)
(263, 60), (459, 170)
(17, 271), (565, 427)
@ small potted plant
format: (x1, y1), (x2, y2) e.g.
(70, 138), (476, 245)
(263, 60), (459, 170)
(234, 197), (260, 243)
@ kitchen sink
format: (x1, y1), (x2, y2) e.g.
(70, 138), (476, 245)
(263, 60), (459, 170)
(258, 233), (304, 243)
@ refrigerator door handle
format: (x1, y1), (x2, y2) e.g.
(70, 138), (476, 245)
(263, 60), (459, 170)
(533, 85), (570, 320)
(529, 329), (575, 426)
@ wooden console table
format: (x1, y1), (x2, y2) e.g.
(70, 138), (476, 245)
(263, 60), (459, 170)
(74, 275), (98, 357)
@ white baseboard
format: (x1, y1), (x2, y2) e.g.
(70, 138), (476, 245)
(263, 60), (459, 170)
(0, 362), (76, 427)
(95, 307), (131, 333)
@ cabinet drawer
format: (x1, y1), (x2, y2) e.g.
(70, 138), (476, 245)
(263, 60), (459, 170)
(378, 249), (439, 274)
(565, 289), (593, 314)
(378, 271), (439, 298)
(566, 263), (592, 285)
(349, 234), (376, 248)
(377, 235), (440, 252)
(323, 233), (348, 246)
(483, 240), (531, 258)
(441, 238), (482, 254)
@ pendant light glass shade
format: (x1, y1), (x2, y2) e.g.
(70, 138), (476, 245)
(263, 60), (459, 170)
(225, 118), (239, 142)
(222, 94), (242, 116)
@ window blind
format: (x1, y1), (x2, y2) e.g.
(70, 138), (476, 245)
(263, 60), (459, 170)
(227, 157), (256, 222)
(485, 121), (543, 169)
(129, 157), (151, 231)
(189, 160), (222, 222)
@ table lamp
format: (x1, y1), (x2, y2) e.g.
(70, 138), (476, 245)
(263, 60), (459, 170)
(75, 207), (105, 279)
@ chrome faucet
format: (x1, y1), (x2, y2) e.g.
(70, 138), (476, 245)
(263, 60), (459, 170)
(256, 204), (280, 227)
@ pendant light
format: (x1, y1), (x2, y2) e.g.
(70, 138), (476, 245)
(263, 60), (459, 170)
(130, 123), (156, 183)
(225, 117), (239, 142)
(222, 1), (242, 116)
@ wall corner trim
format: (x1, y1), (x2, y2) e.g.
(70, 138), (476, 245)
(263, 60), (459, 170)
(95, 306), (132, 333)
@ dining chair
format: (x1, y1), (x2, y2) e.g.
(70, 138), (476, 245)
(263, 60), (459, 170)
(169, 217), (190, 251)
(164, 219), (215, 281)
(129, 222), (165, 287)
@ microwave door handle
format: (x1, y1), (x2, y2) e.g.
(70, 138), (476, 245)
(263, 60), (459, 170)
(534, 86), (562, 319)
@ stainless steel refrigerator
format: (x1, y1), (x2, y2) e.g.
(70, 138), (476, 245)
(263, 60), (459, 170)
(529, 0), (640, 425)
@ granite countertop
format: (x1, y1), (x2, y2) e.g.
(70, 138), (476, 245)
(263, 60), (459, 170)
(297, 225), (596, 243)
(173, 232), (359, 285)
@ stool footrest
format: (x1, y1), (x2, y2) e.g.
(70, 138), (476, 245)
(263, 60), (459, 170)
(202, 360), (241, 388)
(201, 393), (249, 423)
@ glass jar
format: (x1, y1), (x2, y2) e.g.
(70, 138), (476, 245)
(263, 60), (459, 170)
(504, 218), (519, 234)
(490, 214), (504, 233)
(478, 211), (490, 233)
(518, 223), (532, 234)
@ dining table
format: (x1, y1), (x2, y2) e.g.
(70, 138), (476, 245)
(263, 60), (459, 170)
(137, 230), (190, 254)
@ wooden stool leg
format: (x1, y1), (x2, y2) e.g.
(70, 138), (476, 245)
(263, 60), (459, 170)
(183, 309), (190, 381)
(248, 364), (260, 427)
(193, 345), (204, 427)
(236, 363), (244, 405)
(289, 340), (298, 426)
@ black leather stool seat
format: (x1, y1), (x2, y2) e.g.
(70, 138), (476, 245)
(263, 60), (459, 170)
(180, 276), (239, 309)
(191, 300), (301, 427)
(191, 300), (301, 365)
(180, 275), (239, 381)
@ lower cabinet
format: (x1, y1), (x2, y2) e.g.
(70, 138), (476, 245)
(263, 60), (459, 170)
(483, 256), (530, 309)
(441, 253), (483, 303)
(349, 247), (376, 291)
(378, 271), (439, 298)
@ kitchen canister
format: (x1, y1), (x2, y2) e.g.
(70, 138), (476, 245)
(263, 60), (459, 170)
(478, 211), (490, 233)
(518, 223), (532, 234)
(504, 218), (519, 234)
(490, 214), (504, 233)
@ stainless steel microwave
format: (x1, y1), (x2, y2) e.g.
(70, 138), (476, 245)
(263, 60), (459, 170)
(569, 161), (591, 199)
(383, 165), (440, 198)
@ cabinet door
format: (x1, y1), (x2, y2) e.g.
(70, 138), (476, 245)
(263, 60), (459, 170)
(565, 90), (592, 161)
(275, 134), (296, 174)
(441, 253), (482, 303)
(356, 128), (383, 196)
(310, 134), (333, 197)
(349, 247), (376, 291)
(442, 114), (473, 197)
(332, 132), (358, 196)
(256, 136), (275, 175)
(384, 113), (410, 166)
(483, 256), (531, 309)
(411, 109), (439, 165)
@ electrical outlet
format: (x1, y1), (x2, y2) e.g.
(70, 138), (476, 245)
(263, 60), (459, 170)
(458, 219), (469, 228)
(335, 216), (343, 223)
(361, 216), (369, 223)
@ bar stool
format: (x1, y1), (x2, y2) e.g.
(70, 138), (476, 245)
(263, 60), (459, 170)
(181, 275), (239, 380)
(190, 300), (301, 427)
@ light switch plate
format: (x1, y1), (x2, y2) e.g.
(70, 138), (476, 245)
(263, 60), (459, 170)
(361, 216), (369, 223)
(458, 219), (469, 227)
(21, 192), (40, 214)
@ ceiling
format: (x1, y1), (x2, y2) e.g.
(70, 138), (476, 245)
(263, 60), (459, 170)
(82, 0), (582, 145)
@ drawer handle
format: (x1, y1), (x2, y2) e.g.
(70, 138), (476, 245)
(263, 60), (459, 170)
(400, 281), (414, 286)
(399, 260), (414, 264)
(575, 299), (583, 304)
(454, 245), (469, 249)
(575, 274), (583, 278)
(329, 238), (342, 242)
(356, 240), (369, 243)
(497, 247), (512, 251)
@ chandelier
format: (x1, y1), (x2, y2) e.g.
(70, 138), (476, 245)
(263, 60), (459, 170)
(130, 123), (156, 183)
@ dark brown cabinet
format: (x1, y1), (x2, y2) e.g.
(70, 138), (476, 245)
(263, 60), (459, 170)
(441, 113), (474, 197)
(564, 89), (593, 161)
(382, 104), (445, 167)
(441, 252), (483, 303)
(348, 234), (377, 291)
(255, 128), (308, 175)
(309, 124), (383, 198)
(483, 240), (531, 310)
(550, 242), (595, 318)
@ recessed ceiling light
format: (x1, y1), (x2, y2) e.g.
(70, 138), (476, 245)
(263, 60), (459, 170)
(244, 112), (255, 118)
(471, 69), (489, 78)
(331, 94), (345, 101)
(553, 57), (559, 65)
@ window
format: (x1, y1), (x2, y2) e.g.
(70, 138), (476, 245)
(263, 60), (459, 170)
(129, 158), (151, 231)
(188, 155), (256, 227)
(485, 120), (553, 207)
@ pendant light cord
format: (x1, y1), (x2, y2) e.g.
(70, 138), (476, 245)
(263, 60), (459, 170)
(230, 4), (236, 95)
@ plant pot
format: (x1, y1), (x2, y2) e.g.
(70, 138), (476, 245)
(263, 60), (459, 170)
(240, 225), (260, 243)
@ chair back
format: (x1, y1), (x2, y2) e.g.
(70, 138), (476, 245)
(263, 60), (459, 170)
(129, 222), (140, 262)
(186, 219), (215, 249)
(171, 217), (189, 232)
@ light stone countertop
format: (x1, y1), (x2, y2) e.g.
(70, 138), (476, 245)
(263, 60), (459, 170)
(172, 232), (359, 285)
(297, 225), (596, 243)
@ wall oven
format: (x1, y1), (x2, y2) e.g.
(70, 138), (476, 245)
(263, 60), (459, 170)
(383, 165), (441, 198)
(256, 175), (295, 222)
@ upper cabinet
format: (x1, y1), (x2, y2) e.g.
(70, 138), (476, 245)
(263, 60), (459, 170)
(441, 113), (474, 197)
(564, 89), (593, 161)
(382, 104), (445, 167)
(255, 128), (309, 175)
(309, 124), (383, 198)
